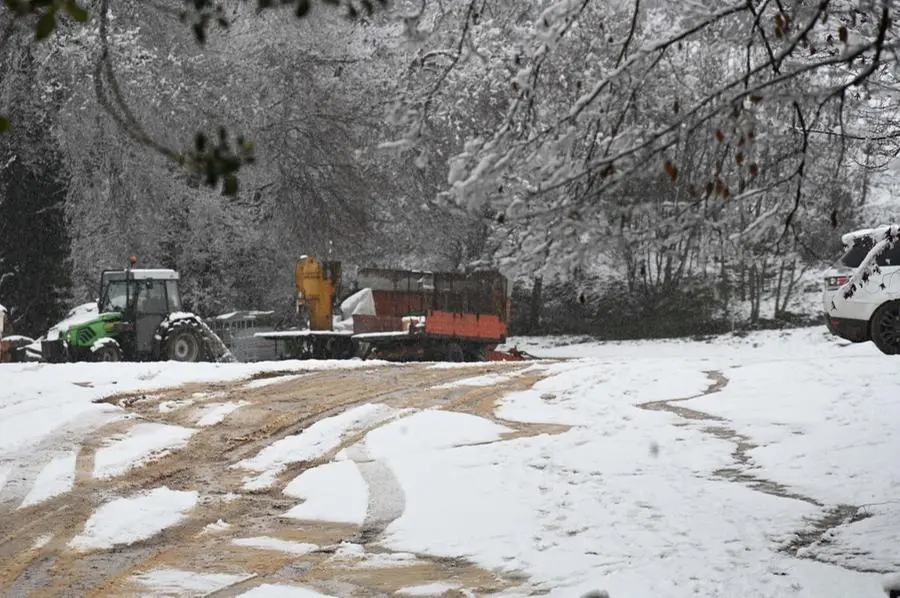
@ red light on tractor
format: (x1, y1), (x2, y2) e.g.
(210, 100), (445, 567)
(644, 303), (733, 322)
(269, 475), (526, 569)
(129, 255), (138, 266)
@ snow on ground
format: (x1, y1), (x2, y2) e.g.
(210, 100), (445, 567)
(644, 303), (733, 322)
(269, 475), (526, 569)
(283, 460), (368, 524)
(397, 582), (462, 596)
(362, 410), (512, 458)
(196, 401), (249, 427)
(0, 358), (386, 458)
(69, 487), (198, 551)
(351, 329), (894, 597)
(19, 451), (77, 508)
(244, 374), (305, 389)
(432, 371), (518, 388)
(237, 403), (398, 490)
(131, 568), (252, 597)
(237, 583), (336, 597)
(4, 326), (900, 596)
(158, 398), (195, 413)
(93, 422), (195, 479)
(0, 358), (389, 508)
(202, 519), (231, 534)
(232, 536), (319, 555)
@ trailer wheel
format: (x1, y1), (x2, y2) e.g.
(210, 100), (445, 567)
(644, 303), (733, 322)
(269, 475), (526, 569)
(445, 342), (465, 363)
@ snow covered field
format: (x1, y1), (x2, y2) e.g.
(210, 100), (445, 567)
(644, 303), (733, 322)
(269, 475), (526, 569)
(0, 327), (898, 597)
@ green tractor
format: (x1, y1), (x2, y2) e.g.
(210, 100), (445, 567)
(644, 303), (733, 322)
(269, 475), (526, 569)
(42, 263), (230, 363)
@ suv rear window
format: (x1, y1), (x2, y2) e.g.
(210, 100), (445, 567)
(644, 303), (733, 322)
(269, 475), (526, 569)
(841, 236), (900, 267)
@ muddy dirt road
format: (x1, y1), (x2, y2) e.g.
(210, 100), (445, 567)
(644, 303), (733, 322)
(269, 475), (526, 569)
(0, 362), (566, 598)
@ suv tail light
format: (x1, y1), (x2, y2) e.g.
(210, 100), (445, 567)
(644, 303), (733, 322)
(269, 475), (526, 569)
(826, 275), (850, 290)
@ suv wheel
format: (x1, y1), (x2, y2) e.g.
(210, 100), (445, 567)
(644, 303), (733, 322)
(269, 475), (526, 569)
(871, 301), (900, 355)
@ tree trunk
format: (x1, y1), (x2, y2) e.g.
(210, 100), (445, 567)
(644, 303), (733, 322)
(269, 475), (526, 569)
(529, 276), (543, 334)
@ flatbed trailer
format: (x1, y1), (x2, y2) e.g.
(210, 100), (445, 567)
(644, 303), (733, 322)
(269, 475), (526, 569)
(257, 261), (525, 363)
(255, 329), (355, 360)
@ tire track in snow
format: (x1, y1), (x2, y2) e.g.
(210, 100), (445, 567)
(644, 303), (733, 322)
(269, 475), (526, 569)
(0, 413), (128, 512)
(85, 364), (532, 598)
(344, 441), (406, 544)
(638, 369), (885, 574)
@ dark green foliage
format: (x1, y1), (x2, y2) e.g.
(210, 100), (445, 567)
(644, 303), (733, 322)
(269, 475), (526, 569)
(0, 146), (72, 337)
(509, 277), (731, 341)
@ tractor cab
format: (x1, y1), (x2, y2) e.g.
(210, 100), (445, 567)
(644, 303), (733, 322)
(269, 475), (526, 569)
(98, 268), (183, 358)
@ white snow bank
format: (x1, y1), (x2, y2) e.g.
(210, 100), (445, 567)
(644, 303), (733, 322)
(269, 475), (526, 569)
(283, 461), (368, 525)
(19, 451), (77, 508)
(196, 401), (248, 427)
(93, 423), (195, 479)
(131, 568), (252, 596)
(69, 487), (198, 551)
(364, 410), (512, 458)
(237, 403), (395, 490)
(232, 536), (319, 555)
(238, 583), (336, 597)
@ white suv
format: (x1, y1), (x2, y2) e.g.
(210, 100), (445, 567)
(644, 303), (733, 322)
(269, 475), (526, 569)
(824, 226), (900, 354)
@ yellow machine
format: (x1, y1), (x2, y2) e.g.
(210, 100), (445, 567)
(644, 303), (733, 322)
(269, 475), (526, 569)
(295, 255), (341, 331)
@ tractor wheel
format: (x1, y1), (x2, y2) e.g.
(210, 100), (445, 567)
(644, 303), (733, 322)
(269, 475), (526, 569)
(163, 320), (204, 363)
(870, 301), (900, 355)
(91, 340), (123, 362)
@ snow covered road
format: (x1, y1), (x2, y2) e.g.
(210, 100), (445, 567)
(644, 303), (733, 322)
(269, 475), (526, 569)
(0, 327), (897, 597)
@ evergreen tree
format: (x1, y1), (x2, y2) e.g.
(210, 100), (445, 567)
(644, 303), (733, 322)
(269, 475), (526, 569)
(0, 45), (72, 337)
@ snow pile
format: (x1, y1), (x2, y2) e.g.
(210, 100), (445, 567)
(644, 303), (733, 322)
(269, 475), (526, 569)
(93, 423), (196, 479)
(69, 487), (198, 551)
